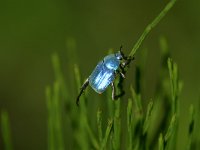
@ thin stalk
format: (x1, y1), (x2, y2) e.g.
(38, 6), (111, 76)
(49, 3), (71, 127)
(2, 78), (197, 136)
(97, 109), (103, 144)
(46, 87), (55, 150)
(164, 114), (177, 149)
(130, 85), (144, 149)
(52, 53), (69, 102)
(1, 111), (13, 150)
(100, 119), (113, 150)
(127, 98), (133, 150)
(46, 82), (64, 150)
(129, 0), (177, 57)
(187, 105), (195, 150)
(112, 100), (121, 150)
(195, 97), (200, 148)
(85, 120), (100, 149)
(53, 81), (64, 150)
(130, 86), (143, 115)
(159, 133), (164, 150)
(143, 100), (154, 135)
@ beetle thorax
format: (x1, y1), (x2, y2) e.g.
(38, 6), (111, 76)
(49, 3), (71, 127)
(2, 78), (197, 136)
(104, 54), (120, 70)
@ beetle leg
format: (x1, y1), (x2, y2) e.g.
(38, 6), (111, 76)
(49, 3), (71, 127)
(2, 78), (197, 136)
(119, 71), (125, 78)
(120, 57), (134, 69)
(111, 81), (125, 100)
(119, 45), (128, 60)
(76, 78), (89, 106)
(123, 58), (132, 67)
(116, 70), (125, 78)
(119, 46), (135, 68)
(111, 82), (116, 100)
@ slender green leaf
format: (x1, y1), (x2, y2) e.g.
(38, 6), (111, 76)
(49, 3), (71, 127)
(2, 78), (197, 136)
(143, 100), (153, 135)
(187, 105), (195, 150)
(1, 111), (13, 150)
(127, 98), (133, 150)
(46, 86), (55, 150)
(97, 108), (103, 143)
(164, 114), (176, 148)
(129, 0), (177, 57)
(101, 119), (113, 150)
(159, 133), (164, 150)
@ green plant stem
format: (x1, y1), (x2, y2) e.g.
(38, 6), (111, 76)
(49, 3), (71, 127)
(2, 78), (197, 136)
(187, 105), (195, 150)
(46, 87), (55, 150)
(85, 120), (100, 149)
(127, 98), (133, 150)
(46, 82), (64, 150)
(164, 114), (177, 149)
(1, 111), (13, 150)
(101, 119), (113, 150)
(129, 0), (177, 57)
(52, 53), (69, 102)
(97, 109), (103, 144)
(158, 133), (164, 150)
(53, 81), (64, 150)
(130, 86), (143, 115)
(143, 100), (153, 135)
(112, 101), (121, 150)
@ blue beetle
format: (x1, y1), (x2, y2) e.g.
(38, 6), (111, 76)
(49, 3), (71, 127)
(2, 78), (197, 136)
(76, 46), (132, 106)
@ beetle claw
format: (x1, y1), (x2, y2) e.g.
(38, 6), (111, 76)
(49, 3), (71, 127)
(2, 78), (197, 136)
(120, 72), (125, 78)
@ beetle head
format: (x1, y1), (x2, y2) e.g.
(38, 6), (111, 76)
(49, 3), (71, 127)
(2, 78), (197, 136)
(115, 51), (122, 60)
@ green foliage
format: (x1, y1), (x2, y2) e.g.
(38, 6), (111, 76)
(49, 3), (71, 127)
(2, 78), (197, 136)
(46, 82), (64, 150)
(1, 111), (13, 150)
(187, 105), (195, 150)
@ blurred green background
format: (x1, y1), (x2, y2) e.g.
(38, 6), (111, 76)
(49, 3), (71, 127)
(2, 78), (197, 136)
(0, 0), (200, 149)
